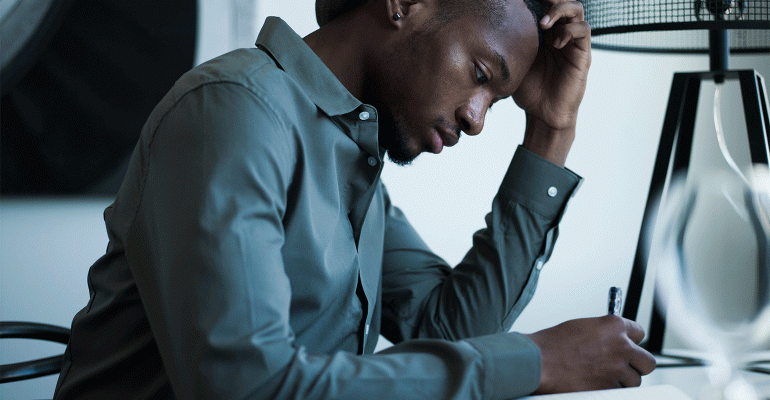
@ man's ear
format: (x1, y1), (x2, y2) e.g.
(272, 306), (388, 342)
(385, 0), (427, 28)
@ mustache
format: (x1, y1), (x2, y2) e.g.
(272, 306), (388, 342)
(433, 117), (462, 140)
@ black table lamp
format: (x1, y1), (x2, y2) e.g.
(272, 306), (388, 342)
(583, 0), (770, 355)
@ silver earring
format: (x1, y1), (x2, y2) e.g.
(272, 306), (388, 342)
(393, 13), (401, 21)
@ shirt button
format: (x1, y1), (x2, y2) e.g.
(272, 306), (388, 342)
(359, 111), (370, 121)
(547, 186), (558, 197)
(367, 156), (377, 166)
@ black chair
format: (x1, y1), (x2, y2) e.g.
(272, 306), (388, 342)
(0, 322), (70, 384)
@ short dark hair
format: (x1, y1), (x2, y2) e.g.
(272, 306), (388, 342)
(433, 0), (507, 27)
(432, 0), (545, 49)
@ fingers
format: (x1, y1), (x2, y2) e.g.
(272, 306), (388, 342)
(618, 367), (643, 388)
(540, 1), (585, 28)
(629, 345), (657, 376)
(547, 21), (591, 49)
(610, 316), (657, 386)
(613, 316), (656, 375)
(618, 317), (657, 386)
(619, 350), (656, 388)
(539, 1), (591, 50)
(623, 318), (646, 344)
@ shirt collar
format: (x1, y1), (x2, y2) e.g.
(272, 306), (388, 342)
(255, 17), (362, 118)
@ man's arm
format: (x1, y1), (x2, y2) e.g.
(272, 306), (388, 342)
(380, 146), (581, 344)
(514, 0), (591, 167)
(515, 1), (657, 392)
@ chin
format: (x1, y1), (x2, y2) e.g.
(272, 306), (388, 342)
(386, 151), (415, 166)
(381, 117), (421, 166)
(385, 136), (419, 166)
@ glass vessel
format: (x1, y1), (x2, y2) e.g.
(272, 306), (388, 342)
(651, 164), (770, 400)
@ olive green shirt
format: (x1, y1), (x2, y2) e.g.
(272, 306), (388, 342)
(55, 17), (581, 400)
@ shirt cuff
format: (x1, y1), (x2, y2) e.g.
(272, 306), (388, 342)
(498, 146), (582, 220)
(462, 332), (541, 399)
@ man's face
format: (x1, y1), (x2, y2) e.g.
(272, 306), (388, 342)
(370, 0), (540, 165)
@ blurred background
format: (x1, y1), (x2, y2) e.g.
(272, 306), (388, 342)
(1, 0), (768, 398)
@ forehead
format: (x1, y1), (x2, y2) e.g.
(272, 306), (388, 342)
(449, 0), (539, 84)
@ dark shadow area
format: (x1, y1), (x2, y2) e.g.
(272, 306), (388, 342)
(1, 0), (197, 196)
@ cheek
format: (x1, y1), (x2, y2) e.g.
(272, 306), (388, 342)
(411, 48), (466, 113)
(384, 40), (469, 128)
(444, 42), (467, 81)
(423, 41), (468, 98)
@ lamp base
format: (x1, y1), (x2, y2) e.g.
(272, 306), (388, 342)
(623, 69), (770, 353)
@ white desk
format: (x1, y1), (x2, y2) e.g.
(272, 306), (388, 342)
(522, 352), (770, 399)
(643, 365), (770, 399)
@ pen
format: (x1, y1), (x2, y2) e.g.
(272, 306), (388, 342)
(608, 286), (623, 315)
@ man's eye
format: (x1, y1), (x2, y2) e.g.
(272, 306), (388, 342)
(475, 66), (489, 84)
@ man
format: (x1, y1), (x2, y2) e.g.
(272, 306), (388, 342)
(54, 0), (656, 398)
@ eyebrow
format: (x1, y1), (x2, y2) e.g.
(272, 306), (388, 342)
(493, 50), (511, 81)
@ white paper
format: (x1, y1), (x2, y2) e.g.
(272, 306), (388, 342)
(517, 384), (692, 400)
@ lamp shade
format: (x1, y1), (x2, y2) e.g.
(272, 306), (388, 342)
(583, 0), (770, 53)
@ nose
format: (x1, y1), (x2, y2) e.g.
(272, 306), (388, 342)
(456, 93), (488, 136)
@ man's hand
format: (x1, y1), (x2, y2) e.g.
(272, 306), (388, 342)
(514, 0), (592, 167)
(524, 316), (657, 393)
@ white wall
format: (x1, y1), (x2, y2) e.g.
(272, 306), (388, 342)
(0, 198), (113, 399)
(2, 0), (768, 398)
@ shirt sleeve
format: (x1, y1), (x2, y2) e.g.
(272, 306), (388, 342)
(122, 81), (551, 400)
(379, 146), (582, 393)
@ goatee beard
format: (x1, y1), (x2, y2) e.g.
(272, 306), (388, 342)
(383, 118), (416, 166)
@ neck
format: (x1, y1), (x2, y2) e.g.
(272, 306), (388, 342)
(302, 1), (389, 102)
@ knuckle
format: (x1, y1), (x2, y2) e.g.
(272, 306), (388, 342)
(627, 373), (643, 387)
(549, 2), (568, 12)
(601, 314), (624, 327)
(644, 354), (657, 373)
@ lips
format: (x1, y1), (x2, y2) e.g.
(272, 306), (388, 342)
(437, 126), (460, 148)
(427, 125), (461, 154)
